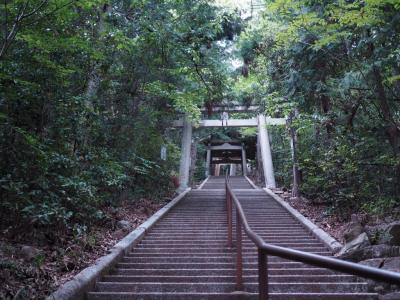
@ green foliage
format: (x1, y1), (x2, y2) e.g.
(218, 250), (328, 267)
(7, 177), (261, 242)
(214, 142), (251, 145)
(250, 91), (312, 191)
(236, 0), (400, 218)
(0, 0), (239, 230)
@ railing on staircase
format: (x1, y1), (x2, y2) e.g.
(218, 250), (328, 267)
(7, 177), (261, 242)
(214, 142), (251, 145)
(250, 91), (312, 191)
(225, 174), (400, 300)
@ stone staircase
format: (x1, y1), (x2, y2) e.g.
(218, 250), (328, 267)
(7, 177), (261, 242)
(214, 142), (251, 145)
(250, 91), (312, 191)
(202, 176), (254, 189)
(87, 176), (378, 299)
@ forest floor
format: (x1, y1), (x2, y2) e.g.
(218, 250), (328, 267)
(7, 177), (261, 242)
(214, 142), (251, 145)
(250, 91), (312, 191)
(280, 192), (400, 243)
(0, 198), (168, 300)
(280, 193), (347, 242)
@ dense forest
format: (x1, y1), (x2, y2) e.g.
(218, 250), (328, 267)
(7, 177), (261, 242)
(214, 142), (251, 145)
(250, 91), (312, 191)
(0, 0), (241, 231)
(246, 0), (400, 217)
(1, 0), (400, 298)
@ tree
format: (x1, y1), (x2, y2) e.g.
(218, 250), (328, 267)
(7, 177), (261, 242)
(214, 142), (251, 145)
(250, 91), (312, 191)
(235, 0), (400, 217)
(0, 0), (240, 230)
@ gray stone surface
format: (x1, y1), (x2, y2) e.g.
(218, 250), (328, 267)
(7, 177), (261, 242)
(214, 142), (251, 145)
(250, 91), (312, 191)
(366, 222), (400, 246)
(343, 215), (365, 243)
(380, 292), (400, 299)
(20, 245), (40, 261)
(244, 176), (259, 189)
(197, 176), (210, 189)
(178, 115), (192, 191)
(366, 224), (389, 244)
(46, 188), (191, 300)
(263, 187), (343, 253)
(116, 220), (131, 230)
(258, 114), (276, 188)
(359, 258), (385, 268)
(381, 257), (400, 273)
(339, 244), (400, 262)
(360, 257), (400, 295)
(380, 223), (400, 246)
(338, 232), (370, 257)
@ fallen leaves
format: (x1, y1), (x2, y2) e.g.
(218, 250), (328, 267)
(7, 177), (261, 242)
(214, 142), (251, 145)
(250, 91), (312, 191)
(283, 194), (345, 241)
(0, 197), (166, 299)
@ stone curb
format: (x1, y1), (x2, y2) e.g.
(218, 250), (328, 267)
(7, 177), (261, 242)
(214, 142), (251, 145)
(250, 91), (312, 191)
(244, 176), (260, 189)
(46, 188), (191, 300)
(197, 176), (210, 189)
(263, 187), (343, 253)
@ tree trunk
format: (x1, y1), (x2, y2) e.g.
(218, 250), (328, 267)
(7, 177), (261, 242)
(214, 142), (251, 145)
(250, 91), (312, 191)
(321, 94), (334, 138)
(81, 3), (110, 149)
(85, 3), (110, 108)
(372, 65), (400, 155)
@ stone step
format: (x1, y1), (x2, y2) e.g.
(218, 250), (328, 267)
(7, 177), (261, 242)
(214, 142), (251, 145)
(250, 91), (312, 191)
(87, 292), (379, 300)
(94, 282), (369, 293)
(146, 233), (313, 238)
(134, 245), (329, 252)
(153, 225), (304, 229)
(112, 268), (346, 276)
(122, 256), (330, 264)
(141, 238), (317, 242)
(148, 230), (309, 234)
(115, 262), (333, 269)
(125, 254), (327, 261)
(129, 250), (332, 256)
(139, 241), (322, 246)
(86, 177), (375, 300)
(101, 274), (357, 283)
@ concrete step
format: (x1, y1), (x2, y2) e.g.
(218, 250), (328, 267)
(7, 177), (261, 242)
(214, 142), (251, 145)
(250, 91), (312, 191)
(94, 282), (370, 293)
(134, 246), (330, 253)
(133, 248), (330, 255)
(125, 254), (326, 262)
(166, 232), (313, 236)
(101, 274), (357, 283)
(139, 240), (323, 246)
(112, 268), (349, 276)
(129, 250), (332, 256)
(146, 233), (313, 238)
(155, 225), (305, 229)
(122, 256), (331, 264)
(115, 262), (335, 270)
(87, 292), (379, 300)
(141, 238), (317, 242)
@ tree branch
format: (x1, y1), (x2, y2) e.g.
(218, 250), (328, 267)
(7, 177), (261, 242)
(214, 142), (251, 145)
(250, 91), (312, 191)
(0, 0), (74, 60)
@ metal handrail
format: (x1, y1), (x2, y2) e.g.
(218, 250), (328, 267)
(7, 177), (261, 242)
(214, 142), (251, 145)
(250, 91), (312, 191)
(225, 175), (400, 299)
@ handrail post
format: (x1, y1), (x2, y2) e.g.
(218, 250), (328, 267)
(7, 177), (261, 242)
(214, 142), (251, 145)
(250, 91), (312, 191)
(258, 249), (269, 300)
(236, 210), (243, 290)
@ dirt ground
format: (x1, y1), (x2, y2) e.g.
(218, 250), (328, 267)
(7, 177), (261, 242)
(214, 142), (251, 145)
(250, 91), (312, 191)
(0, 198), (167, 300)
(280, 193), (347, 242)
(279, 192), (397, 243)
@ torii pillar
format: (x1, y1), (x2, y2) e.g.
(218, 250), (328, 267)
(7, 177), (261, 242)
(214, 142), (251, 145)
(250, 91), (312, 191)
(241, 143), (247, 176)
(230, 164), (237, 176)
(178, 115), (192, 192)
(205, 144), (211, 177)
(258, 114), (276, 188)
(215, 164), (221, 176)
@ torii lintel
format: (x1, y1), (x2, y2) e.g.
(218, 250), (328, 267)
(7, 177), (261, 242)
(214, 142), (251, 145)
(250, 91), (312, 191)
(172, 117), (286, 128)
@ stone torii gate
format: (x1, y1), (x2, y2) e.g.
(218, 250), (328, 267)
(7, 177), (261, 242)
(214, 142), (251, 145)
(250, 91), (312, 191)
(173, 106), (286, 191)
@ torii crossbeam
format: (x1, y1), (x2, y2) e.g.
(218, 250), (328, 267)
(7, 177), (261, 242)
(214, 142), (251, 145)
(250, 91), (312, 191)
(172, 107), (286, 191)
(173, 117), (285, 127)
